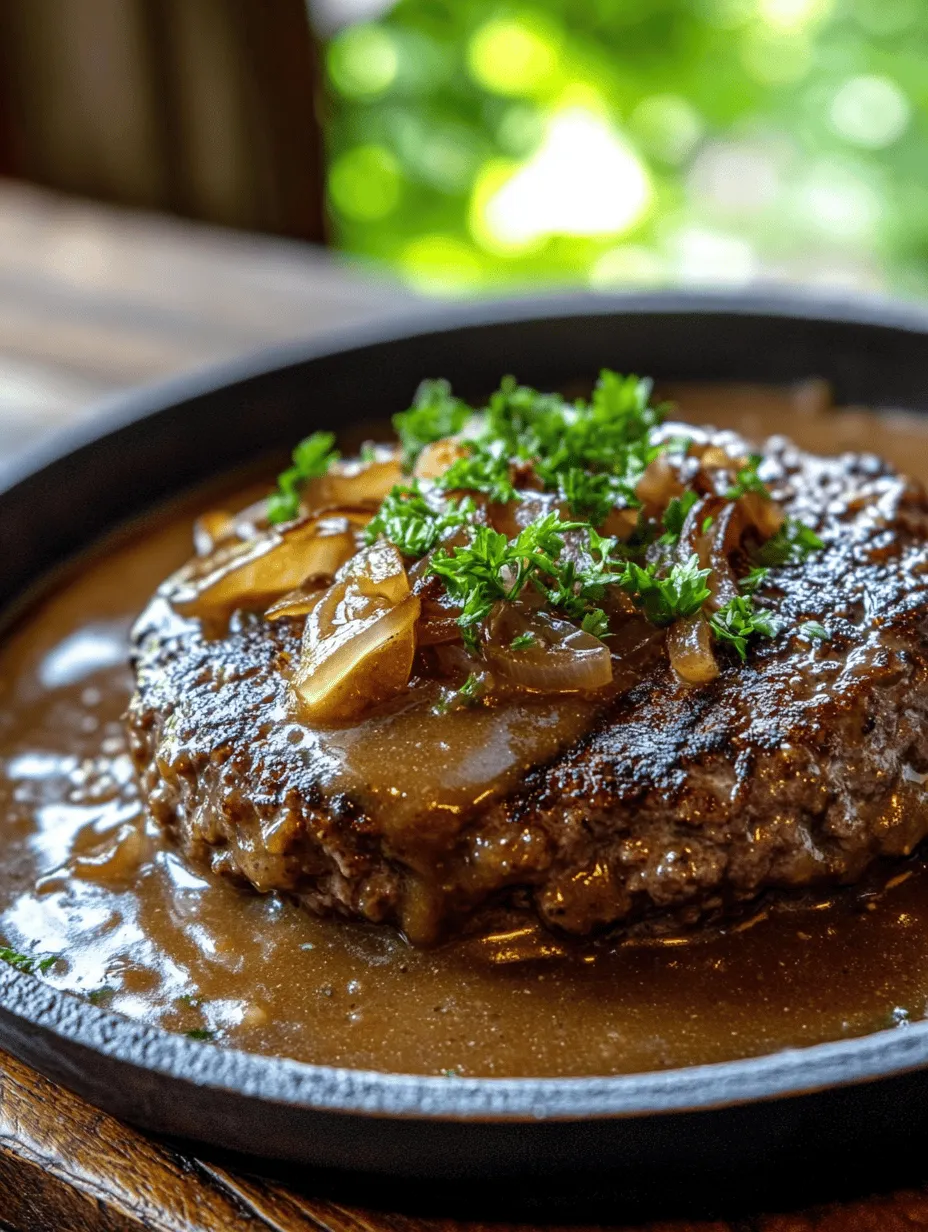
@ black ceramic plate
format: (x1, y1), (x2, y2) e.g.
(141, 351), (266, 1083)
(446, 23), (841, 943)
(3, 290), (928, 1183)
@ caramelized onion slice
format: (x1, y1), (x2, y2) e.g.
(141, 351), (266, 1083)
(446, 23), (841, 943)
(193, 510), (235, 557)
(173, 517), (358, 617)
(667, 615), (719, 685)
(265, 588), (322, 621)
(303, 456), (401, 512)
(414, 438), (469, 480)
(636, 453), (683, 511)
(340, 541), (410, 604)
(293, 589), (420, 723)
(483, 604), (612, 693)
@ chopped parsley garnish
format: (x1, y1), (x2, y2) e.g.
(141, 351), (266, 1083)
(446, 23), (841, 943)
(364, 483), (474, 557)
(799, 621), (830, 642)
(725, 453), (769, 501)
(438, 439), (516, 504)
(710, 595), (780, 660)
(87, 986), (116, 1005)
(457, 673), (483, 702)
(185, 1028), (215, 1041)
(755, 518), (824, 566)
(0, 947), (58, 975)
(428, 514), (586, 650)
(616, 555), (712, 626)
(411, 371), (666, 523)
(739, 566), (770, 594)
(661, 490), (699, 542)
(394, 379), (470, 470)
(267, 431), (339, 524)
(277, 370), (833, 675)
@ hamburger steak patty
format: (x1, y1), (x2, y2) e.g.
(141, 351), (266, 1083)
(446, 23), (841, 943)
(127, 429), (928, 943)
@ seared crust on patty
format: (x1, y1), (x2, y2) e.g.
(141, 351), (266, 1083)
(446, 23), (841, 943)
(127, 430), (928, 943)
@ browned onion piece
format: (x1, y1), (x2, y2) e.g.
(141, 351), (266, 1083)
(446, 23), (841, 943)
(292, 545), (419, 723)
(678, 494), (720, 570)
(483, 604), (612, 693)
(636, 453), (683, 510)
(599, 507), (639, 540)
(193, 510), (234, 557)
(705, 501), (743, 607)
(414, 438), (469, 480)
(341, 540), (410, 604)
(265, 588), (322, 621)
(173, 516), (358, 617)
(740, 490), (785, 539)
(303, 457), (401, 512)
(700, 445), (734, 470)
(667, 615), (719, 685)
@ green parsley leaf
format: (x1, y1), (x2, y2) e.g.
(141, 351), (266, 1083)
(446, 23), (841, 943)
(185, 1028), (215, 1041)
(267, 431), (339, 524)
(616, 555), (712, 626)
(393, 379), (471, 470)
(458, 673), (483, 702)
(739, 566), (770, 594)
(661, 490), (699, 542)
(359, 442), (377, 462)
(755, 518), (825, 566)
(702, 514), (715, 533)
(725, 453), (769, 501)
(580, 608), (611, 639)
(799, 621), (830, 642)
(0, 947), (58, 976)
(710, 595), (780, 660)
(438, 439), (516, 504)
(87, 986), (116, 1005)
(428, 514), (587, 650)
(364, 483), (474, 557)
(558, 467), (628, 525)
(509, 632), (536, 650)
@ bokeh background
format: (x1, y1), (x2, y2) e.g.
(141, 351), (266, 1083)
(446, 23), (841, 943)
(0, 0), (927, 449)
(321, 0), (928, 297)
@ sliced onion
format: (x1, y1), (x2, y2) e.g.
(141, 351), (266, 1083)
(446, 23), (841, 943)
(636, 453), (683, 510)
(667, 616), (719, 685)
(173, 517), (358, 617)
(303, 457), (401, 512)
(293, 587), (419, 724)
(340, 541), (410, 604)
(414, 438), (468, 480)
(193, 510), (235, 557)
(599, 506), (639, 540)
(740, 490), (785, 539)
(265, 588), (323, 621)
(483, 604), (612, 693)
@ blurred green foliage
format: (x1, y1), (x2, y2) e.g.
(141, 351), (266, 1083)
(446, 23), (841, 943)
(323, 0), (928, 296)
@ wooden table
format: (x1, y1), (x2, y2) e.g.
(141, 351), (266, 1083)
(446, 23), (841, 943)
(1, 180), (927, 1232)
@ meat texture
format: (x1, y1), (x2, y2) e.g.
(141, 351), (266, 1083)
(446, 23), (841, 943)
(127, 431), (928, 943)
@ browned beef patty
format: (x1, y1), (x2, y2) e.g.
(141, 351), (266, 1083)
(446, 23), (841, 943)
(127, 432), (928, 943)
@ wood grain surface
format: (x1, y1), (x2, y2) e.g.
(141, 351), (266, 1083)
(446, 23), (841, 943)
(0, 181), (927, 1232)
(1, 1045), (928, 1232)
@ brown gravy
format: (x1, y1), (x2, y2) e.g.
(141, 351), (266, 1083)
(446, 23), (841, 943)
(2, 383), (928, 1078)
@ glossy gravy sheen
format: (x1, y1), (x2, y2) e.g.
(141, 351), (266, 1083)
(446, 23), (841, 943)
(2, 384), (928, 1078)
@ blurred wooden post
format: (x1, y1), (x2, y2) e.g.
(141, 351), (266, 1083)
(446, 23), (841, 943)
(0, 0), (326, 241)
